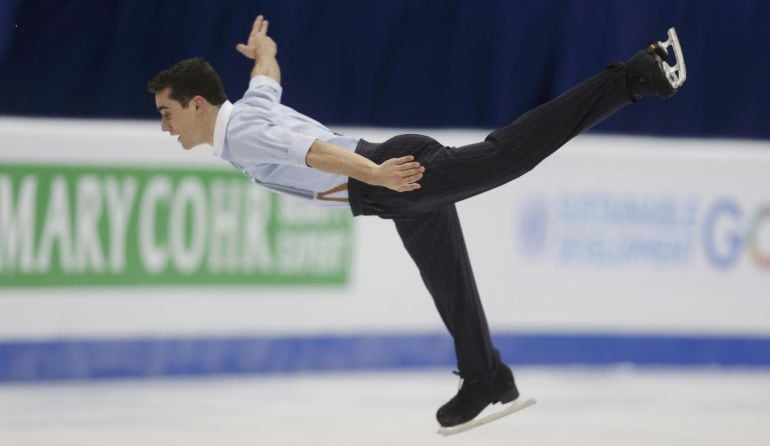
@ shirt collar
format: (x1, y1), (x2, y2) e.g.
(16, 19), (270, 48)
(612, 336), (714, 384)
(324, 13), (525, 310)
(212, 100), (233, 157)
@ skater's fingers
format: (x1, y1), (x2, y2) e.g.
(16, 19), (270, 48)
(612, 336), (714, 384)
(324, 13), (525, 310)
(236, 43), (253, 58)
(399, 162), (422, 170)
(403, 172), (423, 183)
(250, 15), (263, 34)
(382, 156), (413, 167)
(397, 183), (421, 192)
(400, 167), (423, 178)
(394, 155), (415, 165)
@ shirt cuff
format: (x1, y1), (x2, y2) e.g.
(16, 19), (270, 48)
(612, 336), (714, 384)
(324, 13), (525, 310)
(248, 75), (283, 102)
(288, 135), (316, 167)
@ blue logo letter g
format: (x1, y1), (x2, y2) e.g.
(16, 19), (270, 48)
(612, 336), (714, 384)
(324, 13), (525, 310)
(703, 199), (743, 269)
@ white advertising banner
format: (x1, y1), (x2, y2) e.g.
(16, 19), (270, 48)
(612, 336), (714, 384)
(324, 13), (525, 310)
(459, 136), (770, 335)
(0, 119), (768, 339)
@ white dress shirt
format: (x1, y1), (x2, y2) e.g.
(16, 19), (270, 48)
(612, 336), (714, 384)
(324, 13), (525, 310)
(212, 75), (360, 208)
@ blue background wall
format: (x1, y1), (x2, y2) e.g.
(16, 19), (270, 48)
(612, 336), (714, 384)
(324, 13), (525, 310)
(2, 1), (770, 381)
(1, 0), (768, 138)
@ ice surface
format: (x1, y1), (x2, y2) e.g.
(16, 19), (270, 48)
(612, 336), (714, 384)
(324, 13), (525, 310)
(1, 367), (769, 446)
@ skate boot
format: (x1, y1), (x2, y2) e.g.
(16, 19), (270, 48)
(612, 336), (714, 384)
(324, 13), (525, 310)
(436, 362), (519, 428)
(625, 27), (687, 100)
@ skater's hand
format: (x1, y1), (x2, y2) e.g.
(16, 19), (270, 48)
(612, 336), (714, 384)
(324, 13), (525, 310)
(236, 15), (277, 60)
(372, 156), (424, 192)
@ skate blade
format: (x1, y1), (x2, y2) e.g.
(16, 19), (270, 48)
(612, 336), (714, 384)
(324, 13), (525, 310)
(658, 27), (686, 89)
(436, 397), (537, 436)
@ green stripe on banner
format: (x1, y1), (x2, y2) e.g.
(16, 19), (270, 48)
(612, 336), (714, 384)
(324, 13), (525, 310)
(0, 163), (353, 286)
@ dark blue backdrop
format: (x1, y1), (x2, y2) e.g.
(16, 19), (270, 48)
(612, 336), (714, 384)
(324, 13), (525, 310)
(1, 0), (768, 138)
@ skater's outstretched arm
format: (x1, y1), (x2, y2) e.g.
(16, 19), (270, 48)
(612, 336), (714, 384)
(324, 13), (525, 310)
(307, 140), (424, 193)
(233, 15), (424, 193)
(236, 15), (281, 84)
(234, 15), (424, 192)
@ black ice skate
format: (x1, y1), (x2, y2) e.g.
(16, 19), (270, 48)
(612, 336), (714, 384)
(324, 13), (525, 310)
(625, 27), (687, 100)
(436, 363), (536, 436)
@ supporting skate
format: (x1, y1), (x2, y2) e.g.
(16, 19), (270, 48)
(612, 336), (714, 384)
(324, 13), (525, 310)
(625, 27), (687, 99)
(435, 363), (536, 435)
(437, 397), (537, 436)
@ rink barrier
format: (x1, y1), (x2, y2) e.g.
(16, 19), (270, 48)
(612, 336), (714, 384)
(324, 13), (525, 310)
(1, 332), (769, 381)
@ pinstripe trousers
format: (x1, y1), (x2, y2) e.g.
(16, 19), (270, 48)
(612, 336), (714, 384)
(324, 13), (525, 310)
(348, 63), (633, 381)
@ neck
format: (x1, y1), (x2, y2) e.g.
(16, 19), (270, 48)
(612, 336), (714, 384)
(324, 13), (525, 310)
(201, 104), (220, 146)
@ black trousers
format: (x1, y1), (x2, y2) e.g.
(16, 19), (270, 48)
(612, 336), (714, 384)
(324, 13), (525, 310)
(348, 63), (633, 381)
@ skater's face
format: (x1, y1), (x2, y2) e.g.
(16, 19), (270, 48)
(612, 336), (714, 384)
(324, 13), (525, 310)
(155, 87), (208, 150)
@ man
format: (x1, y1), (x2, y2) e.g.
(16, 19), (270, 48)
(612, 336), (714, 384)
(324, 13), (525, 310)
(148, 15), (685, 430)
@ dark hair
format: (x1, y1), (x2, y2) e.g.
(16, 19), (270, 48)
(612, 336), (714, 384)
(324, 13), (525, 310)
(147, 58), (227, 107)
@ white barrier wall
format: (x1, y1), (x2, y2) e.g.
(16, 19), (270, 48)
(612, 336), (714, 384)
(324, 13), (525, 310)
(463, 137), (770, 335)
(0, 118), (769, 378)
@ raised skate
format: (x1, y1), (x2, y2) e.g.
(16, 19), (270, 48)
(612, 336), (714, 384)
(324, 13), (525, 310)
(657, 27), (687, 89)
(625, 27), (687, 99)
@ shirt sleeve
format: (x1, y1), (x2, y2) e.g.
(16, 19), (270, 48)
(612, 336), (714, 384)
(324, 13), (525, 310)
(227, 75), (317, 167)
(241, 75), (283, 106)
(227, 119), (316, 168)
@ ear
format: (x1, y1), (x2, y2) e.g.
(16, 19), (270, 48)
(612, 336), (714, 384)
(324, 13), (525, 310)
(192, 96), (205, 111)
